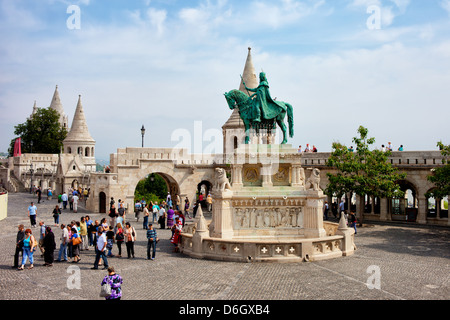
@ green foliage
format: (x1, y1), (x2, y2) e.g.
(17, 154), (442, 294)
(8, 108), (67, 156)
(426, 141), (450, 199)
(326, 125), (406, 199)
(134, 173), (168, 204)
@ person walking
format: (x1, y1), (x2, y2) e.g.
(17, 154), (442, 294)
(80, 216), (89, 251)
(61, 192), (68, 210)
(184, 197), (191, 219)
(166, 206), (175, 230)
(52, 205), (61, 226)
(18, 229), (36, 270)
(323, 201), (329, 221)
(206, 194), (213, 212)
(28, 202), (37, 228)
(146, 224), (158, 260)
(38, 221), (46, 256)
(109, 204), (118, 229)
(115, 223), (124, 258)
(36, 186), (42, 204)
(70, 227), (81, 263)
(73, 193), (79, 213)
(43, 226), (56, 266)
(56, 224), (69, 262)
(124, 222), (136, 259)
(152, 202), (160, 224)
(92, 227), (109, 270)
(101, 267), (123, 300)
(349, 212), (357, 234)
(143, 204), (150, 230)
(158, 206), (166, 229)
(106, 226), (115, 257)
(12, 224), (25, 269)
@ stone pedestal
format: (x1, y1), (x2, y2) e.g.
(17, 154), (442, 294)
(336, 214), (355, 256)
(303, 194), (326, 238)
(210, 189), (234, 239)
(191, 206), (209, 258)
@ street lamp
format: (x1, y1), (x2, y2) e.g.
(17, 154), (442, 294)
(29, 163), (34, 194)
(30, 140), (33, 154)
(141, 125), (146, 148)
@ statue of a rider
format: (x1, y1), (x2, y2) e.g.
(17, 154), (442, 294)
(242, 72), (287, 123)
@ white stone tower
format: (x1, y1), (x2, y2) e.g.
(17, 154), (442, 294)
(63, 95), (96, 159)
(49, 85), (69, 130)
(222, 47), (259, 156)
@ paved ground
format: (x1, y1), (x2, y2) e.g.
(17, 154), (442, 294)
(0, 192), (449, 305)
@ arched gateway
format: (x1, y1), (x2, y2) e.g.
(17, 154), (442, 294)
(86, 147), (218, 214)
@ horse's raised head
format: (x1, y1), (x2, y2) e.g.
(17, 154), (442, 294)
(224, 90), (237, 110)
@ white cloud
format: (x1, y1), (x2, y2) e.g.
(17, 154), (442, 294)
(441, 0), (450, 15)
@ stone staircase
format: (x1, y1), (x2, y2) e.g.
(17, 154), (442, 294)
(8, 172), (28, 193)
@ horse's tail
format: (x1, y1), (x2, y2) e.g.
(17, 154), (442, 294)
(286, 103), (294, 138)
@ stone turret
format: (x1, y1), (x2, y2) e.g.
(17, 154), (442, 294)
(29, 101), (38, 119)
(222, 47), (259, 155)
(49, 85), (69, 130)
(63, 95), (96, 158)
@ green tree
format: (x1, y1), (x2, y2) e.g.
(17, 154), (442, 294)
(326, 126), (406, 221)
(426, 141), (450, 199)
(8, 108), (67, 156)
(134, 173), (168, 204)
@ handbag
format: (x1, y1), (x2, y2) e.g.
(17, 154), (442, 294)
(115, 232), (124, 241)
(72, 236), (82, 245)
(99, 277), (112, 297)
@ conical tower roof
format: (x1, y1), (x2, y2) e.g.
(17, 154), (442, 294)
(64, 95), (95, 143)
(30, 100), (38, 118)
(223, 47), (259, 129)
(49, 85), (68, 126)
(239, 47), (258, 94)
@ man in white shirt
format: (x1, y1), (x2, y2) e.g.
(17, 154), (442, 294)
(61, 192), (68, 209)
(28, 202), (37, 227)
(72, 194), (79, 213)
(92, 227), (109, 270)
(56, 224), (69, 262)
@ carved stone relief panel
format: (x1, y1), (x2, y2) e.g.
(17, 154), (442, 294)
(233, 206), (303, 230)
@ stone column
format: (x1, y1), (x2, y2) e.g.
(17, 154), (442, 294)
(210, 189), (234, 239)
(261, 163), (273, 188)
(231, 164), (243, 189)
(379, 198), (389, 221)
(303, 195), (326, 238)
(417, 196), (427, 224)
(291, 164), (302, 187)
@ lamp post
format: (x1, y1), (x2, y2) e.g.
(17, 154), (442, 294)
(30, 140), (33, 154)
(141, 125), (146, 148)
(29, 163), (34, 194)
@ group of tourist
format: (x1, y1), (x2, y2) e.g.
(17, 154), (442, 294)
(297, 144), (318, 153)
(15, 202), (187, 270)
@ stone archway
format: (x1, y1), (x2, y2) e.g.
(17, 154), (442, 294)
(391, 180), (419, 222)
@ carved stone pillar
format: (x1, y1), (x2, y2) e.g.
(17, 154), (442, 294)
(291, 164), (302, 187)
(231, 164), (243, 188)
(303, 196), (326, 238)
(210, 189), (234, 239)
(261, 163), (273, 188)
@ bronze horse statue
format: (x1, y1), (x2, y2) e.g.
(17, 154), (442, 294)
(224, 89), (294, 144)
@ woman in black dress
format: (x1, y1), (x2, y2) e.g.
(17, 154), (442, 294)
(43, 226), (56, 266)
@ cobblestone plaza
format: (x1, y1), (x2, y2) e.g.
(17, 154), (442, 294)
(0, 192), (448, 304)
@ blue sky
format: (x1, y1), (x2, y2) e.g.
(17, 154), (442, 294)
(1, 0), (450, 160)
